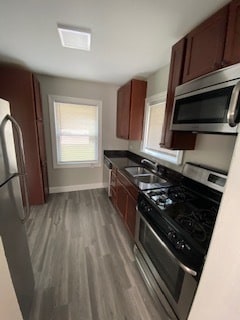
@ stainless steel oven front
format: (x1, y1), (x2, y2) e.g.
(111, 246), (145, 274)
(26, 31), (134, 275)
(134, 208), (198, 320)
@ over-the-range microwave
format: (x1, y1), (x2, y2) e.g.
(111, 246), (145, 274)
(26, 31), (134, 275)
(171, 63), (240, 134)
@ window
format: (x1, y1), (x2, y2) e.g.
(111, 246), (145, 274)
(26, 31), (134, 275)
(142, 92), (183, 165)
(49, 95), (102, 168)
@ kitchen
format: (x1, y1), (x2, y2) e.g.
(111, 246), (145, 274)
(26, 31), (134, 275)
(0, 0), (240, 320)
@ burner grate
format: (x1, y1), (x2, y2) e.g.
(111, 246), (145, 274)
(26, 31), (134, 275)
(174, 207), (217, 246)
(146, 186), (193, 210)
(144, 185), (219, 251)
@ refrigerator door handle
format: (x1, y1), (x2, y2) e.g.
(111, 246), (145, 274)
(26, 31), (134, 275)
(18, 173), (30, 223)
(5, 115), (30, 223)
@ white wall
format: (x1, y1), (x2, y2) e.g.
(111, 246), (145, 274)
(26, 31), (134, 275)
(146, 64), (170, 96)
(129, 66), (236, 173)
(188, 129), (240, 320)
(37, 74), (128, 192)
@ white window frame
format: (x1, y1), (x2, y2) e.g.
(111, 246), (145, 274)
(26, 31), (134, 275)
(48, 95), (102, 168)
(141, 92), (183, 165)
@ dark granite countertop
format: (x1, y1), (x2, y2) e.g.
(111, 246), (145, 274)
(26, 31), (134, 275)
(104, 150), (142, 169)
(104, 150), (183, 190)
(105, 157), (139, 169)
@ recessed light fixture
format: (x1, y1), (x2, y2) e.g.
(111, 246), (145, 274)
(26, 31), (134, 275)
(57, 24), (91, 51)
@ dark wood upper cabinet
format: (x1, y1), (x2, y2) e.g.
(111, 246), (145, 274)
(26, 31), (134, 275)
(0, 64), (48, 205)
(183, 5), (229, 83)
(161, 38), (196, 150)
(161, 2), (240, 150)
(117, 79), (147, 140)
(117, 81), (131, 139)
(224, 0), (240, 66)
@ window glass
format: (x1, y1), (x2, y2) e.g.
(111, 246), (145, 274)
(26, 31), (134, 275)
(49, 96), (102, 168)
(146, 102), (165, 151)
(142, 93), (183, 165)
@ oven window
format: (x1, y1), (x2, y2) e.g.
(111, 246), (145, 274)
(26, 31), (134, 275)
(139, 220), (184, 302)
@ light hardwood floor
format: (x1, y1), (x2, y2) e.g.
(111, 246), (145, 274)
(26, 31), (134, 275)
(26, 189), (162, 320)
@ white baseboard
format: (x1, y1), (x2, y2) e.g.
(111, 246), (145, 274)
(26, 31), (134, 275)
(49, 182), (108, 194)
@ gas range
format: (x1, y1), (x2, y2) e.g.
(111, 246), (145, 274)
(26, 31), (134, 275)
(137, 163), (227, 270)
(135, 162), (227, 320)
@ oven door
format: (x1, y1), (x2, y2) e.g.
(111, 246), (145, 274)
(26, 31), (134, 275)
(135, 209), (198, 320)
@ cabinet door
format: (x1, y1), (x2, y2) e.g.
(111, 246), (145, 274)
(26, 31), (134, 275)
(126, 194), (137, 238)
(36, 120), (49, 201)
(32, 75), (43, 120)
(33, 76), (49, 201)
(161, 38), (196, 150)
(0, 66), (46, 205)
(129, 80), (147, 140)
(110, 169), (117, 206)
(111, 188), (117, 207)
(116, 179), (127, 219)
(116, 81), (131, 139)
(183, 5), (229, 83)
(224, 0), (240, 66)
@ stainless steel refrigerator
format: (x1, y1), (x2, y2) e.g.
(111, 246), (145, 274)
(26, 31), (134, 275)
(0, 98), (34, 319)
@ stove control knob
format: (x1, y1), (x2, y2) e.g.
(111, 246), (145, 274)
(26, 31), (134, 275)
(141, 202), (151, 214)
(176, 240), (185, 251)
(167, 231), (176, 241)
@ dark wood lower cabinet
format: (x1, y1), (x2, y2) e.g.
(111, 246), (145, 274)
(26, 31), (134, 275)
(113, 170), (138, 238)
(116, 180), (128, 219)
(126, 194), (137, 237)
(110, 169), (117, 207)
(111, 189), (117, 207)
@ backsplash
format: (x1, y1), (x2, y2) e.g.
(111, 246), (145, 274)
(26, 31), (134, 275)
(128, 133), (236, 174)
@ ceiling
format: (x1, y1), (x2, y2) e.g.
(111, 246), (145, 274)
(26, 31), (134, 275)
(0, 0), (230, 85)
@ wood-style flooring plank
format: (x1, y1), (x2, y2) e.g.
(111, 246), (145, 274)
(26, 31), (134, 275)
(27, 188), (162, 320)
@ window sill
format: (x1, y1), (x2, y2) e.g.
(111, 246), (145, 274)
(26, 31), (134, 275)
(141, 148), (183, 165)
(53, 162), (101, 169)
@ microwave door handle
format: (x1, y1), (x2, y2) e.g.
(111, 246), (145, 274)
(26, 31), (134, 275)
(6, 115), (30, 223)
(227, 81), (240, 127)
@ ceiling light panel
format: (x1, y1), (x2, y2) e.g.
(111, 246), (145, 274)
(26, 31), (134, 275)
(57, 25), (91, 51)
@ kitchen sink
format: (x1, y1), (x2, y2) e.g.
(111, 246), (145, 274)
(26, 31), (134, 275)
(124, 166), (151, 176)
(136, 174), (167, 184)
(124, 166), (168, 190)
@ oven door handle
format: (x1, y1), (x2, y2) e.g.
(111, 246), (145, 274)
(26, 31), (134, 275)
(137, 208), (198, 277)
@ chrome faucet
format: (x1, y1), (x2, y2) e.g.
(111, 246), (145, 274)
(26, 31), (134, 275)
(141, 158), (158, 172)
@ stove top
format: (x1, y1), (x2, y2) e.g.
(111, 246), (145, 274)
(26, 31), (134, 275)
(146, 186), (192, 209)
(174, 205), (217, 244)
(143, 185), (219, 253)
